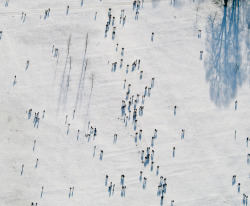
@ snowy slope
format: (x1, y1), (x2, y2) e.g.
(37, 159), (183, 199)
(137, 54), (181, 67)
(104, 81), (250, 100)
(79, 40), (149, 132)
(0, 0), (249, 205)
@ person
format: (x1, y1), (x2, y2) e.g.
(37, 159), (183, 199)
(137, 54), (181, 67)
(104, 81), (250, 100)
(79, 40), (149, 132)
(66, 6), (69, 14)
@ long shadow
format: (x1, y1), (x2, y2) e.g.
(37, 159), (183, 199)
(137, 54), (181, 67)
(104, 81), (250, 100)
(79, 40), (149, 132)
(83, 87), (93, 133)
(53, 56), (59, 82)
(205, 0), (248, 107)
(79, 61), (88, 105)
(75, 59), (88, 110)
(25, 63), (29, 70)
(57, 52), (69, 112)
(63, 58), (72, 107)
(75, 33), (89, 110)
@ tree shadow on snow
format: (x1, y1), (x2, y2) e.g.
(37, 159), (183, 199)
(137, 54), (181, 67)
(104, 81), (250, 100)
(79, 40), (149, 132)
(205, 0), (248, 107)
(151, 0), (162, 8)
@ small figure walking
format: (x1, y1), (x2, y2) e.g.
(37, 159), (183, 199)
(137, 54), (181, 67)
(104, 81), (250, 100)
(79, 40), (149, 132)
(156, 165), (159, 175)
(105, 175), (108, 185)
(151, 32), (154, 41)
(100, 150), (104, 160)
(69, 187), (72, 198)
(66, 5), (69, 15)
(21, 164), (24, 175)
(41, 186), (44, 197)
(65, 115), (68, 124)
(67, 124), (70, 134)
(23, 13), (26, 22)
(181, 129), (185, 139)
(200, 51), (203, 60)
(232, 175), (236, 185)
(35, 158), (39, 168)
(198, 29), (201, 38)
(33, 140), (36, 151)
(13, 75), (17, 85)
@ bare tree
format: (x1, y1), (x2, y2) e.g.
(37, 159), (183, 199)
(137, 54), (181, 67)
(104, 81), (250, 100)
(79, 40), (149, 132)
(67, 34), (72, 54)
(91, 73), (94, 89)
(70, 56), (72, 70)
(85, 33), (89, 53)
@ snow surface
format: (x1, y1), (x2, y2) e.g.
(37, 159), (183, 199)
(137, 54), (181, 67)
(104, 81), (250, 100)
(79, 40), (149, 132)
(0, 0), (249, 205)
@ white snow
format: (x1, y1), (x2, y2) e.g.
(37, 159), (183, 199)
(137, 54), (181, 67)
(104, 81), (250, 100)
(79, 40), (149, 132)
(0, 0), (249, 205)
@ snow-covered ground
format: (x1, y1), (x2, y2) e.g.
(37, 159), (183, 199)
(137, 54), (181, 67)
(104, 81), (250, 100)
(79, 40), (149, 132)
(0, 0), (249, 205)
